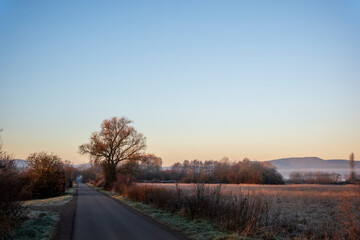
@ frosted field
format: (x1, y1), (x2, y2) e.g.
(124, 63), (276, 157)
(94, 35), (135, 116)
(138, 183), (360, 237)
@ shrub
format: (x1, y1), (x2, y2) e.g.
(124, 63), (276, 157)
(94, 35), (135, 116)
(111, 174), (135, 194)
(27, 152), (66, 199)
(338, 190), (360, 240)
(0, 158), (28, 239)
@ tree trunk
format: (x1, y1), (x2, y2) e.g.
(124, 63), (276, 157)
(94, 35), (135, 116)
(103, 162), (117, 189)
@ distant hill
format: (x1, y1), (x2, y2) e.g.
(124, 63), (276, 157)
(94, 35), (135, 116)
(269, 157), (360, 179)
(14, 159), (29, 170)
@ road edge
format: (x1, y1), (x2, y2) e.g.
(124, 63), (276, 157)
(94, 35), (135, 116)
(89, 185), (191, 240)
(53, 185), (78, 240)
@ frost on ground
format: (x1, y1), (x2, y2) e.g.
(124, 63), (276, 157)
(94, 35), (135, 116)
(12, 185), (77, 239)
(12, 211), (59, 240)
(23, 184), (76, 207)
(23, 195), (72, 207)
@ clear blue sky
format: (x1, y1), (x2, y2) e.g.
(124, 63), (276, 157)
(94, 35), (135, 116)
(1, 0), (359, 165)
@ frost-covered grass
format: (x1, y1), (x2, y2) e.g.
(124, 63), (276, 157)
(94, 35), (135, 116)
(23, 184), (77, 207)
(23, 195), (72, 207)
(12, 184), (77, 239)
(13, 211), (59, 240)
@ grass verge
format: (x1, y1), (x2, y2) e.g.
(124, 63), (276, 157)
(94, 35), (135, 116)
(88, 184), (246, 240)
(12, 211), (59, 240)
(13, 184), (77, 240)
(23, 184), (77, 207)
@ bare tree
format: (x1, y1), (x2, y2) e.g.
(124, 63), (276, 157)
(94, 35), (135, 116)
(79, 117), (146, 188)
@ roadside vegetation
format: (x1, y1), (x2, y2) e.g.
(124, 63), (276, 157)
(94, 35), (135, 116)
(12, 212), (59, 240)
(90, 181), (360, 239)
(89, 184), (238, 240)
(12, 183), (77, 240)
(0, 131), (78, 240)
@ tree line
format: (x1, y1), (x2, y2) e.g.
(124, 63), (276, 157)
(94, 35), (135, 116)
(136, 157), (284, 184)
(79, 117), (285, 187)
(287, 171), (342, 184)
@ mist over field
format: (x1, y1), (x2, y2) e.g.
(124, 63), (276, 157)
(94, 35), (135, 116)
(270, 157), (360, 178)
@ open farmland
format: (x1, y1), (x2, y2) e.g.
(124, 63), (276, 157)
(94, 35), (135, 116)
(137, 183), (360, 239)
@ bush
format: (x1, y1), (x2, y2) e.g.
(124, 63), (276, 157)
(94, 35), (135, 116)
(27, 152), (66, 199)
(111, 174), (136, 194)
(0, 158), (28, 239)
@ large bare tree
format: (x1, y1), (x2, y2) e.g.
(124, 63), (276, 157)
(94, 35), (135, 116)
(79, 117), (146, 188)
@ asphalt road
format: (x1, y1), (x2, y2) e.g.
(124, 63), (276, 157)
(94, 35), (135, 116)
(73, 183), (182, 240)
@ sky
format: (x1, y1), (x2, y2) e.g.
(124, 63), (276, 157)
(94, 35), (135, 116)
(0, 0), (359, 165)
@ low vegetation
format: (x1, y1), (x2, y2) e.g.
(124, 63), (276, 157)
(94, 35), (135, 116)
(12, 211), (59, 240)
(0, 158), (28, 239)
(12, 183), (77, 240)
(144, 183), (360, 239)
(125, 184), (271, 235)
(23, 185), (76, 207)
(92, 180), (360, 240)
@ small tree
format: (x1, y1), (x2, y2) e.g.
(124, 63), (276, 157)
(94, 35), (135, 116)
(349, 152), (356, 183)
(79, 117), (146, 189)
(27, 152), (65, 198)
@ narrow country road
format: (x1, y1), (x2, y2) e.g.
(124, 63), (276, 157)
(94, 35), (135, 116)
(73, 183), (182, 240)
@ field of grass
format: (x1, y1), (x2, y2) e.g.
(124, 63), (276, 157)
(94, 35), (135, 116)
(141, 183), (360, 239)
(89, 182), (360, 239)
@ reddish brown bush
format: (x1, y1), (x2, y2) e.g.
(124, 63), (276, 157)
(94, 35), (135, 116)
(111, 174), (136, 194)
(27, 152), (66, 199)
